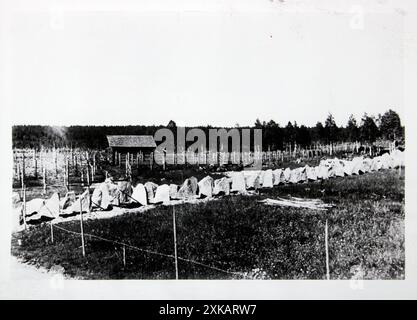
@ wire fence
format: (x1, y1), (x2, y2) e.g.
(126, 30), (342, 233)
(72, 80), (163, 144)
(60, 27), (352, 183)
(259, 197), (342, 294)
(47, 207), (245, 279)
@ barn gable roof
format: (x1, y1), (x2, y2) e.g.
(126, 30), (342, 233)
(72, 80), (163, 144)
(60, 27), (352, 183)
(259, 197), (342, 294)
(106, 135), (157, 148)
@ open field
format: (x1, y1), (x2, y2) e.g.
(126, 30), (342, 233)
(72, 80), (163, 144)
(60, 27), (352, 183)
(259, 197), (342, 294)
(11, 169), (404, 280)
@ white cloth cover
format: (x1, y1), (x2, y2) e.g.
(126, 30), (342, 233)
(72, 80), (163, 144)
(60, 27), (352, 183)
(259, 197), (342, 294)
(272, 169), (284, 185)
(262, 169), (274, 188)
(144, 181), (159, 203)
(213, 177), (231, 196)
(198, 176), (214, 198)
(231, 172), (246, 193)
(131, 183), (148, 206)
(154, 184), (171, 204)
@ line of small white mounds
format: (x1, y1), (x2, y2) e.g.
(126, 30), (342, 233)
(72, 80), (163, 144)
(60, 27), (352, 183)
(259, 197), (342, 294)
(14, 150), (405, 229)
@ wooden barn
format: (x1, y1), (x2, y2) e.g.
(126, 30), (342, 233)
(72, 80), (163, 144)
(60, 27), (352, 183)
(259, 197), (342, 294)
(106, 135), (157, 165)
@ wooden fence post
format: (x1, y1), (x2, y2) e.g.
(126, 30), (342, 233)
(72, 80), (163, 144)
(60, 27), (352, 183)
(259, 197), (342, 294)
(22, 152), (26, 183)
(20, 163), (24, 190)
(54, 148), (58, 178)
(137, 152), (140, 169)
(16, 158), (20, 184)
(123, 245), (126, 267)
(93, 154), (96, 178)
(66, 157), (70, 190)
(22, 185), (27, 230)
(80, 198), (86, 257)
(86, 163), (90, 186)
(173, 206), (179, 280)
(63, 161), (67, 192)
(43, 166), (46, 195)
(50, 222), (54, 243)
(325, 219), (330, 280)
(34, 149), (38, 179)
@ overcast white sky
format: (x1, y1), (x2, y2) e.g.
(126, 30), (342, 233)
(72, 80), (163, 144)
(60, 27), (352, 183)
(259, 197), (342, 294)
(3, 0), (408, 127)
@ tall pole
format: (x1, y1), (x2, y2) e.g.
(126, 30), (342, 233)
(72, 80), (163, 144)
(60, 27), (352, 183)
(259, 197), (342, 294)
(50, 222), (54, 243)
(22, 185), (27, 230)
(325, 219), (330, 280)
(80, 198), (86, 257)
(123, 245), (126, 267)
(22, 152), (25, 184)
(66, 157), (70, 191)
(86, 162), (90, 186)
(43, 166), (46, 195)
(173, 206), (179, 280)
(34, 149), (38, 179)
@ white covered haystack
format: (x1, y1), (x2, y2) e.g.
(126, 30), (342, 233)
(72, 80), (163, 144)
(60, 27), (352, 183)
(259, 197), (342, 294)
(261, 169), (274, 188)
(244, 171), (261, 190)
(198, 176), (214, 198)
(131, 183), (148, 206)
(283, 168), (292, 183)
(328, 159), (345, 178)
(341, 160), (354, 176)
(391, 149), (405, 168)
(63, 190), (91, 214)
(272, 169), (285, 185)
(370, 156), (383, 171)
(25, 195), (58, 222)
(380, 152), (394, 169)
(213, 177), (231, 196)
(42, 193), (60, 217)
(169, 184), (180, 200)
(362, 158), (373, 173)
(117, 181), (133, 204)
(289, 167), (307, 184)
(25, 198), (46, 217)
(351, 156), (365, 175)
(144, 181), (159, 203)
(231, 172), (246, 193)
(92, 181), (117, 209)
(154, 184), (171, 204)
(305, 165), (318, 181)
(177, 177), (198, 199)
(60, 191), (77, 210)
(316, 164), (330, 180)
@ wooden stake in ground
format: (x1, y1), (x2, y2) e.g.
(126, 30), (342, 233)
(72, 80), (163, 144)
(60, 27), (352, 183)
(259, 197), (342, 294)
(80, 197), (86, 257)
(93, 154), (96, 178)
(34, 149), (38, 179)
(66, 157), (70, 191)
(172, 205), (179, 280)
(90, 163), (94, 182)
(20, 161), (25, 190)
(86, 163), (90, 186)
(123, 245), (126, 267)
(325, 219), (330, 280)
(16, 159), (20, 184)
(50, 222), (54, 243)
(22, 185), (27, 230)
(43, 166), (46, 195)
(63, 159), (68, 193)
(54, 148), (58, 178)
(22, 152), (25, 184)
(75, 155), (78, 174)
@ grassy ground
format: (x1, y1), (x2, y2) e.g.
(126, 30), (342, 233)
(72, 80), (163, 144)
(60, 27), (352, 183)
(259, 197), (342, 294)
(11, 169), (404, 280)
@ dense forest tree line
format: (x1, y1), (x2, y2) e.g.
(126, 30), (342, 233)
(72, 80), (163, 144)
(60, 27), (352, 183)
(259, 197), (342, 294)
(12, 109), (404, 151)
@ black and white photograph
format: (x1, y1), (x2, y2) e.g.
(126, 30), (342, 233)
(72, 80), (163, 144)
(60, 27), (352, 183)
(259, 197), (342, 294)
(1, 0), (417, 301)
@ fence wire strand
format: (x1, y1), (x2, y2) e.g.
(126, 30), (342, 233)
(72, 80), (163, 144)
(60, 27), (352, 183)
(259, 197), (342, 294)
(50, 221), (244, 278)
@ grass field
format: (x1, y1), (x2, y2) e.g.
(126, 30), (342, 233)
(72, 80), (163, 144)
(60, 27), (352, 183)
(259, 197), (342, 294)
(11, 169), (405, 280)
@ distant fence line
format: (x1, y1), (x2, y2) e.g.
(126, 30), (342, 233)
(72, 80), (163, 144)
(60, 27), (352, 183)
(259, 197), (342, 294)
(12, 141), (392, 186)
